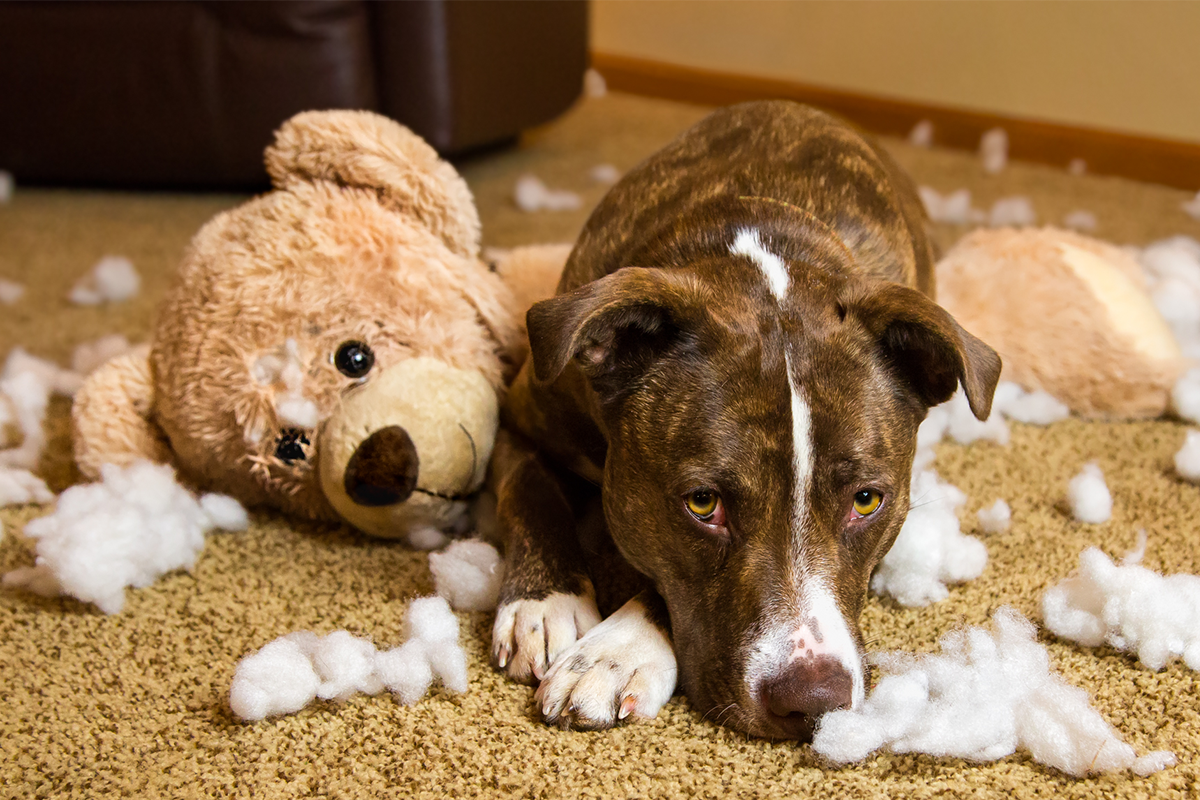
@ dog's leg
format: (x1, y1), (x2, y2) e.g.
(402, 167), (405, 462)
(491, 446), (602, 684)
(534, 590), (678, 730)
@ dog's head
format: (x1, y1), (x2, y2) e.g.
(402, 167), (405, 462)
(526, 234), (1000, 738)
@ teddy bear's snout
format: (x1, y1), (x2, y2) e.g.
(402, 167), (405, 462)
(343, 425), (419, 507)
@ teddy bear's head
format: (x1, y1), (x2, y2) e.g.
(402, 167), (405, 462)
(73, 111), (522, 540)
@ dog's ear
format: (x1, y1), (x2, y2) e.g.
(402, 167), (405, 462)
(527, 267), (702, 393)
(850, 282), (1002, 420)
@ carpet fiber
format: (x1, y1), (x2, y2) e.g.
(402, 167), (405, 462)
(2, 92), (1199, 799)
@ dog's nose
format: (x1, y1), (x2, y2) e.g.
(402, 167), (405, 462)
(760, 655), (853, 738)
(343, 425), (419, 506)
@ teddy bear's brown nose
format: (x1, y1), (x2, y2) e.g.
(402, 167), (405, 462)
(343, 425), (419, 507)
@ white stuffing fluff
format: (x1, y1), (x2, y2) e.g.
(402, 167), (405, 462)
(990, 381), (1071, 425)
(0, 466), (54, 506)
(1182, 190), (1200, 221)
(1139, 235), (1200, 358)
(0, 348), (83, 469)
(871, 468), (986, 607)
(428, 538), (505, 611)
(1174, 429), (1200, 483)
(1, 460), (248, 613)
(1043, 533), (1200, 671)
(917, 186), (985, 226)
(1062, 209), (1098, 232)
(908, 120), (934, 148)
(812, 607), (1176, 777)
(589, 163), (621, 184)
(513, 174), (583, 212)
(1068, 158), (1087, 176)
(67, 256), (141, 305)
(70, 334), (133, 375)
(979, 128), (1008, 174)
(407, 525), (449, 551)
(1067, 462), (1113, 524)
(230, 596), (468, 721)
(988, 196), (1037, 228)
(976, 499), (1012, 534)
(584, 68), (607, 98)
(1172, 367), (1200, 423)
(944, 388), (1010, 446)
(0, 279), (24, 304)
(0, 170), (12, 203)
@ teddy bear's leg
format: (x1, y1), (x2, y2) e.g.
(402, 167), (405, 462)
(71, 346), (173, 479)
(490, 436), (602, 687)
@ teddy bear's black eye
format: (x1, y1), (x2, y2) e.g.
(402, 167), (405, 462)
(275, 429), (310, 463)
(334, 340), (375, 379)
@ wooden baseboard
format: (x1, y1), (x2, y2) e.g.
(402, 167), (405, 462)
(591, 52), (1200, 193)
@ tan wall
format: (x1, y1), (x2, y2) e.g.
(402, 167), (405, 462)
(591, 0), (1200, 144)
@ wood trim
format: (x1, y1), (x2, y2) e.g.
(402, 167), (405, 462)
(591, 52), (1200, 193)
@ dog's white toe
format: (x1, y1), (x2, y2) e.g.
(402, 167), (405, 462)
(535, 595), (678, 730)
(491, 582), (601, 684)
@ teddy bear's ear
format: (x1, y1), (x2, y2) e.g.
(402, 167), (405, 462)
(71, 346), (175, 479)
(265, 110), (482, 259)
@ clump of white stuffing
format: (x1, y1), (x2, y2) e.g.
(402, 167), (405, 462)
(230, 596), (468, 721)
(1173, 429), (1200, 483)
(871, 468), (986, 607)
(1171, 366), (1200, 424)
(1062, 210), (1097, 232)
(988, 196), (1037, 227)
(584, 68), (607, 98)
(0, 279), (23, 305)
(976, 499), (1012, 534)
(1, 459), (248, 613)
(429, 538), (505, 611)
(589, 164), (621, 184)
(908, 120), (934, 148)
(990, 381), (1070, 425)
(513, 174), (583, 212)
(1043, 533), (1200, 671)
(979, 128), (1008, 174)
(942, 387), (1010, 446)
(0, 170), (12, 203)
(813, 607), (1176, 777)
(67, 256), (141, 305)
(0, 466), (54, 507)
(70, 334), (133, 375)
(1067, 462), (1112, 524)
(1139, 235), (1200, 359)
(0, 348), (83, 469)
(1182, 190), (1200, 221)
(917, 187), (985, 226)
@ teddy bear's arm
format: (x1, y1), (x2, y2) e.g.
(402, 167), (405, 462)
(71, 345), (174, 479)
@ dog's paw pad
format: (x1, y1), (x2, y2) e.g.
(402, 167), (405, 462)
(491, 585), (601, 684)
(535, 598), (678, 730)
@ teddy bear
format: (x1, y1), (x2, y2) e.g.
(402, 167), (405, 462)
(69, 109), (568, 544)
(935, 226), (1189, 419)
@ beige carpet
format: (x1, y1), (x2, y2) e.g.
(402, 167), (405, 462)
(2, 92), (1200, 799)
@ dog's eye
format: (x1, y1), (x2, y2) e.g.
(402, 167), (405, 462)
(334, 340), (374, 379)
(851, 489), (883, 518)
(685, 489), (726, 525)
(275, 428), (311, 463)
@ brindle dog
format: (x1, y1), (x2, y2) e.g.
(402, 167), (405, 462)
(490, 101), (1001, 739)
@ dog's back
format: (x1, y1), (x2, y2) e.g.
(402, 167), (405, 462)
(559, 101), (935, 297)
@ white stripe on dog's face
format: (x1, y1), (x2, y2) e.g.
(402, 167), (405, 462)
(731, 227), (789, 301)
(731, 227), (864, 714)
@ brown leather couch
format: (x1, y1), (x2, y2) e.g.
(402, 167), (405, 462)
(0, 1), (588, 189)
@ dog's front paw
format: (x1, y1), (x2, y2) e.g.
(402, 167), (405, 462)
(491, 582), (602, 684)
(535, 595), (678, 730)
